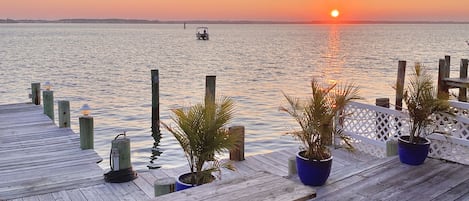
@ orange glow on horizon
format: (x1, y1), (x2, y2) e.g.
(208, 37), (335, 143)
(0, 0), (469, 21)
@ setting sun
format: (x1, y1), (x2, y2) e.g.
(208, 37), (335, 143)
(330, 9), (340, 18)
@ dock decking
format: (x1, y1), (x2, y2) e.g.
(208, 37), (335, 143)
(1, 103), (469, 200)
(0, 103), (104, 200)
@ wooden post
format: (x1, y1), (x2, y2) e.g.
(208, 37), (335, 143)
(205, 75), (216, 105)
(395, 61), (406, 110)
(206, 75), (217, 160)
(31, 83), (41, 105)
(375, 98), (390, 140)
(79, 116), (94, 149)
(151, 70), (160, 137)
(112, 136), (132, 170)
(58, 100), (70, 128)
(229, 126), (245, 161)
(43, 90), (54, 122)
(154, 177), (176, 197)
(438, 59), (450, 99)
(386, 140), (398, 156)
(445, 55), (451, 78)
(459, 59), (468, 102)
(287, 156), (297, 177)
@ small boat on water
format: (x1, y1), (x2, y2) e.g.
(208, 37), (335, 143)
(196, 27), (209, 40)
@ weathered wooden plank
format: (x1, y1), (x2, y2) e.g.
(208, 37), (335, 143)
(64, 189), (87, 201)
(0, 144), (97, 161)
(392, 162), (469, 200)
(119, 181), (152, 200)
(0, 148), (99, 168)
(131, 172), (155, 198)
(0, 131), (77, 145)
(158, 166), (187, 178)
(229, 160), (258, 176)
(431, 178), (469, 201)
(326, 156), (397, 184)
(152, 171), (315, 201)
(155, 172), (281, 200)
(444, 78), (469, 88)
(79, 186), (104, 201)
(0, 114), (49, 125)
(51, 190), (72, 201)
(0, 163), (102, 186)
(0, 126), (69, 140)
(313, 158), (413, 199)
(149, 168), (171, 179)
(8, 198), (24, 201)
(91, 184), (122, 201)
(249, 154), (288, 176)
(21, 196), (39, 201)
(0, 104), (41, 114)
(36, 193), (55, 201)
(364, 159), (450, 199)
(0, 103), (36, 109)
(0, 164), (103, 200)
(106, 182), (140, 201)
(0, 134), (78, 150)
(0, 120), (54, 131)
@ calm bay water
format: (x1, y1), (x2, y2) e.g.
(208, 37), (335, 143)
(1, 23), (468, 170)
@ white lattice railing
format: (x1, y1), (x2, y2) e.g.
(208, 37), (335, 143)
(340, 101), (469, 165)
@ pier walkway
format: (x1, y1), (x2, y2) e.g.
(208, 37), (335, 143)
(1, 103), (468, 200)
(0, 103), (104, 200)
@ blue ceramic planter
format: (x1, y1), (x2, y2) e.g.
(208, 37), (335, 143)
(175, 172), (215, 191)
(175, 173), (194, 191)
(296, 151), (333, 186)
(398, 136), (431, 165)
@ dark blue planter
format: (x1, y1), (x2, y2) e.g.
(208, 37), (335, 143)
(296, 151), (333, 186)
(175, 172), (214, 191)
(175, 173), (194, 191)
(398, 136), (431, 165)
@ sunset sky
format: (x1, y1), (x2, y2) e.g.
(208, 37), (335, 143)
(2, 0), (469, 22)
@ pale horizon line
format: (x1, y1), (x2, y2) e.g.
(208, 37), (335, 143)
(2, 18), (469, 24)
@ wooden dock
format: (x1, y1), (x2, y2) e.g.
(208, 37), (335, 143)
(0, 103), (104, 200)
(2, 103), (469, 200)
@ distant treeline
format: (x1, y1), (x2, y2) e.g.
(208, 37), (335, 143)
(1, 18), (469, 24)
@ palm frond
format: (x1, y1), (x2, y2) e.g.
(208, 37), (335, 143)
(282, 79), (360, 160)
(403, 63), (454, 142)
(161, 97), (240, 184)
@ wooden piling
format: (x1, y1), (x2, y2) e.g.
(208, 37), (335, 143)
(395, 61), (406, 110)
(386, 140), (398, 156)
(206, 75), (217, 160)
(445, 55), (451, 78)
(205, 75), (216, 105)
(438, 59), (450, 99)
(31, 83), (41, 105)
(154, 177), (176, 197)
(151, 70), (160, 136)
(459, 59), (468, 102)
(229, 126), (245, 161)
(43, 90), (54, 122)
(287, 156), (297, 177)
(79, 116), (94, 149)
(58, 100), (70, 128)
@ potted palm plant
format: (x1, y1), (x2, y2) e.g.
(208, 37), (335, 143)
(281, 79), (360, 186)
(399, 62), (452, 165)
(161, 97), (240, 191)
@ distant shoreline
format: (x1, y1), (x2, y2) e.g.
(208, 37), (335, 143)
(1, 18), (469, 24)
